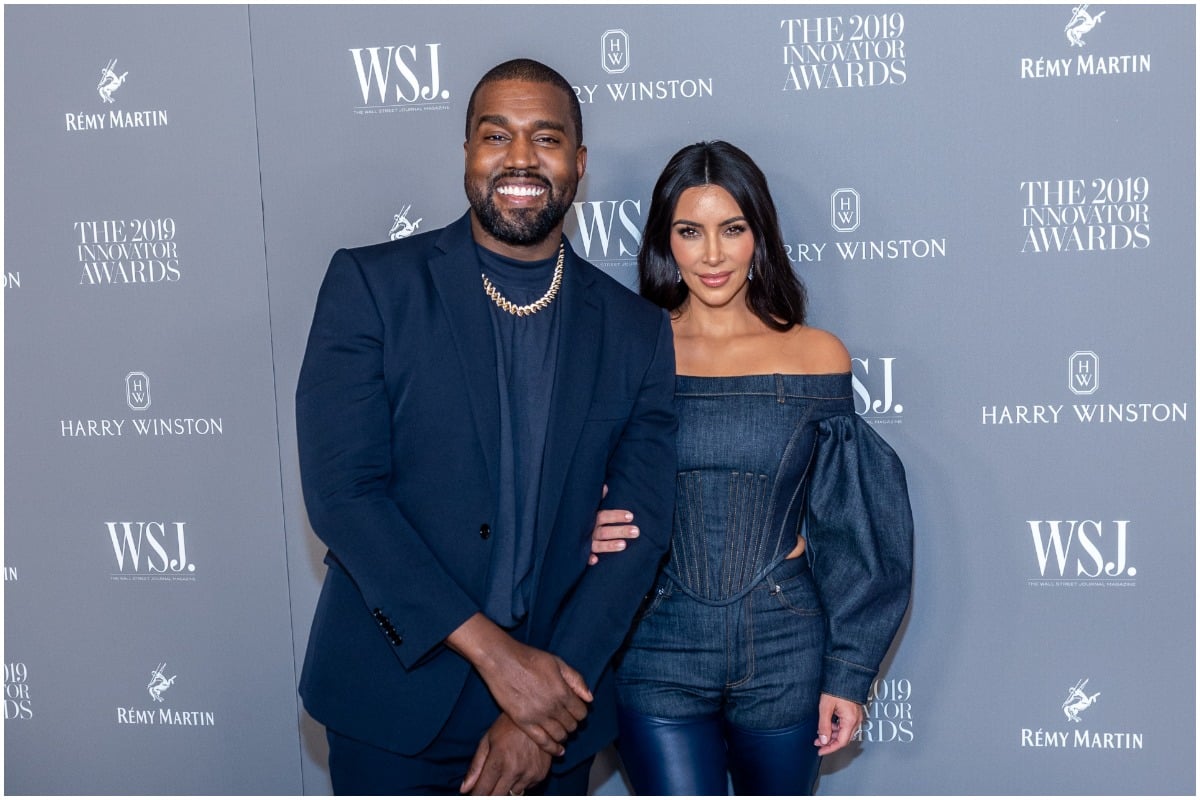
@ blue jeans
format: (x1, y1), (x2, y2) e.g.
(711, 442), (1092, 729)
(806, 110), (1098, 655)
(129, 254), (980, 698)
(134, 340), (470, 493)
(615, 556), (824, 793)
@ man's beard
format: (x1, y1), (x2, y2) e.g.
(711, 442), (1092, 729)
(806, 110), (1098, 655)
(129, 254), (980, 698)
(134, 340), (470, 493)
(466, 172), (573, 247)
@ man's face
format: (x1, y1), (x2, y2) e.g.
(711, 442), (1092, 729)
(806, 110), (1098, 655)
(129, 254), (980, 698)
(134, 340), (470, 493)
(464, 79), (586, 255)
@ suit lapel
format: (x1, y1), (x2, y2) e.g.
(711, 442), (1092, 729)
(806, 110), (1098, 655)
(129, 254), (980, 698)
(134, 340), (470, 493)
(427, 216), (500, 495)
(427, 221), (600, 559)
(535, 246), (601, 550)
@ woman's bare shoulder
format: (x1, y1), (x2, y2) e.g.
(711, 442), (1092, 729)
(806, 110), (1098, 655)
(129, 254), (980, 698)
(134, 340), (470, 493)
(780, 325), (851, 374)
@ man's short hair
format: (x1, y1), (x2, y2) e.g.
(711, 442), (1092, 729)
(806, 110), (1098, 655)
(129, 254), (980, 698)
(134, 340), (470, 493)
(464, 58), (583, 146)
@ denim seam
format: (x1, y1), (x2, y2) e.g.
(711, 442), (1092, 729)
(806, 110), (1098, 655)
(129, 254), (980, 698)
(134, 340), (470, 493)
(726, 595), (756, 689)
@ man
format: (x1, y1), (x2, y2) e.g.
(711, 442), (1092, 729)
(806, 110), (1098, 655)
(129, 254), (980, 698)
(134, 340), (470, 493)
(295, 58), (677, 795)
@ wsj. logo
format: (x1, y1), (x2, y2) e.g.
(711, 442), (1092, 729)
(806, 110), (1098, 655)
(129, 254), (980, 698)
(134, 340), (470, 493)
(349, 44), (448, 106)
(831, 188), (860, 233)
(126, 371), (151, 411)
(388, 205), (422, 240)
(602, 29), (630, 74)
(97, 58), (127, 104)
(571, 199), (643, 261)
(852, 357), (902, 422)
(1069, 351), (1098, 395)
(106, 521), (196, 577)
(1065, 4), (1105, 47)
(1027, 519), (1134, 580)
(147, 663), (176, 703)
(1062, 678), (1099, 722)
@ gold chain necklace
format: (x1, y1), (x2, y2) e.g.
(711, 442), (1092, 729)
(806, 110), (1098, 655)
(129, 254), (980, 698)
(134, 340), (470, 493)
(481, 243), (564, 317)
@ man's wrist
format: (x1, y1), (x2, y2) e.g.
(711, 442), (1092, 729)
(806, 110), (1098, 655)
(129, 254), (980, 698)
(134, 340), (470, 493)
(446, 612), (509, 672)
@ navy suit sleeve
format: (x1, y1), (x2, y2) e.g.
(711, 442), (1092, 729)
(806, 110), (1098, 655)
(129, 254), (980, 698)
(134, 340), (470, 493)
(296, 249), (480, 668)
(548, 311), (677, 688)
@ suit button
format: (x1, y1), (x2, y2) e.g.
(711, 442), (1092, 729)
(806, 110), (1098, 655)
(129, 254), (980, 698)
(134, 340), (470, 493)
(479, 523), (490, 540)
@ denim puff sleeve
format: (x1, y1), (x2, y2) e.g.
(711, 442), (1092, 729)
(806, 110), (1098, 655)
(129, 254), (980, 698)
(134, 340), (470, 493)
(804, 414), (913, 703)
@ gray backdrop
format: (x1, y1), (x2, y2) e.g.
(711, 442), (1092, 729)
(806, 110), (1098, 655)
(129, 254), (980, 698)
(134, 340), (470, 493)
(4, 4), (1195, 795)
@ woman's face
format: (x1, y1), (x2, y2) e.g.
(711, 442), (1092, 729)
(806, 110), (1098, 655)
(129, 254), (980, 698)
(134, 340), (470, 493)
(670, 184), (756, 312)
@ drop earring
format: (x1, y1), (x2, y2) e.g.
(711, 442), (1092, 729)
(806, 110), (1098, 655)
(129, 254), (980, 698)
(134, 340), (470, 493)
(748, 262), (755, 281)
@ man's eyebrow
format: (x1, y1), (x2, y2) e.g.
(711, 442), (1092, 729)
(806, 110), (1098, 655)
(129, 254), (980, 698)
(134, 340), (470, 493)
(476, 114), (509, 129)
(475, 114), (567, 134)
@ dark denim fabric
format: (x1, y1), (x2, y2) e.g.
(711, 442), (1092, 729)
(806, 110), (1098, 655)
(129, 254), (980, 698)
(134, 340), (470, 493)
(616, 373), (913, 712)
(617, 554), (824, 729)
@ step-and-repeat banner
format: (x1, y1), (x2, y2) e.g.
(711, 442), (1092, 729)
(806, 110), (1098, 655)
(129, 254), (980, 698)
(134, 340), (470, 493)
(4, 4), (1195, 795)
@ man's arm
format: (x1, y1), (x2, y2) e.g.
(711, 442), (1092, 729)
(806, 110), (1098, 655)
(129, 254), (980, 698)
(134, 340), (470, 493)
(446, 613), (590, 755)
(298, 248), (481, 666)
(547, 312), (677, 687)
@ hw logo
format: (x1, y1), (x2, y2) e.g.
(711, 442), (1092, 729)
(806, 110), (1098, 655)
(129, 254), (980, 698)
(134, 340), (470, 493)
(831, 188), (860, 233)
(1068, 351), (1098, 395)
(602, 29), (630, 74)
(126, 372), (151, 411)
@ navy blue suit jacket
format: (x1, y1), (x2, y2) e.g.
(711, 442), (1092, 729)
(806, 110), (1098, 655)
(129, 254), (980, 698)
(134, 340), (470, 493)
(296, 214), (677, 767)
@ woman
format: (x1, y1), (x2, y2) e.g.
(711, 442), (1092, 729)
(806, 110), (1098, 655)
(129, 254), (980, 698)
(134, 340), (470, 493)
(591, 141), (913, 795)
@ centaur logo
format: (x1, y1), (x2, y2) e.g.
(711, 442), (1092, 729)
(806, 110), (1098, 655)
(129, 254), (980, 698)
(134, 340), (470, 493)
(602, 29), (630, 74)
(97, 59), (127, 103)
(1065, 4), (1105, 47)
(349, 44), (449, 113)
(147, 663), (176, 703)
(388, 205), (422, 240)
(1062, 678), (1099, 722)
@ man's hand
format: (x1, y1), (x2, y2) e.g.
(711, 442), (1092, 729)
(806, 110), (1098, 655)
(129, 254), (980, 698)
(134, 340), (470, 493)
(447, 614), (592, 756)
(460, 714), (551, 795)
(813, 693), (863, 756)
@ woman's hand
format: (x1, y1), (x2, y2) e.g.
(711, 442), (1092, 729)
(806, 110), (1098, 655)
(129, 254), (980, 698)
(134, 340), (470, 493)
(814, 693), (864, 756)
(589, 484), (638, 566)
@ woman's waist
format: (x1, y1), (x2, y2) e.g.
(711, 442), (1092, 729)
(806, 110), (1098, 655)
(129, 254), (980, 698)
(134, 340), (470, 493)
(661, 547), (810, 606)
(667, 470), (808, 602)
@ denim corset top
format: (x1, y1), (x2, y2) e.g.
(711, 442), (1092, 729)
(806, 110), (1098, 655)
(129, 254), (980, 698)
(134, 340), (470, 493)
(665, 373), (855, 605)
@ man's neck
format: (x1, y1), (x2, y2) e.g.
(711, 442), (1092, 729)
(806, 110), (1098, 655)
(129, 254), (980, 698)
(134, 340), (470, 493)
(469, 213), (562, 262)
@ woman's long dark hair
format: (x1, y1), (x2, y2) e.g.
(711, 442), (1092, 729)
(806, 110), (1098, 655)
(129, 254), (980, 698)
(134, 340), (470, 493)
(638, 141), (807, 330)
